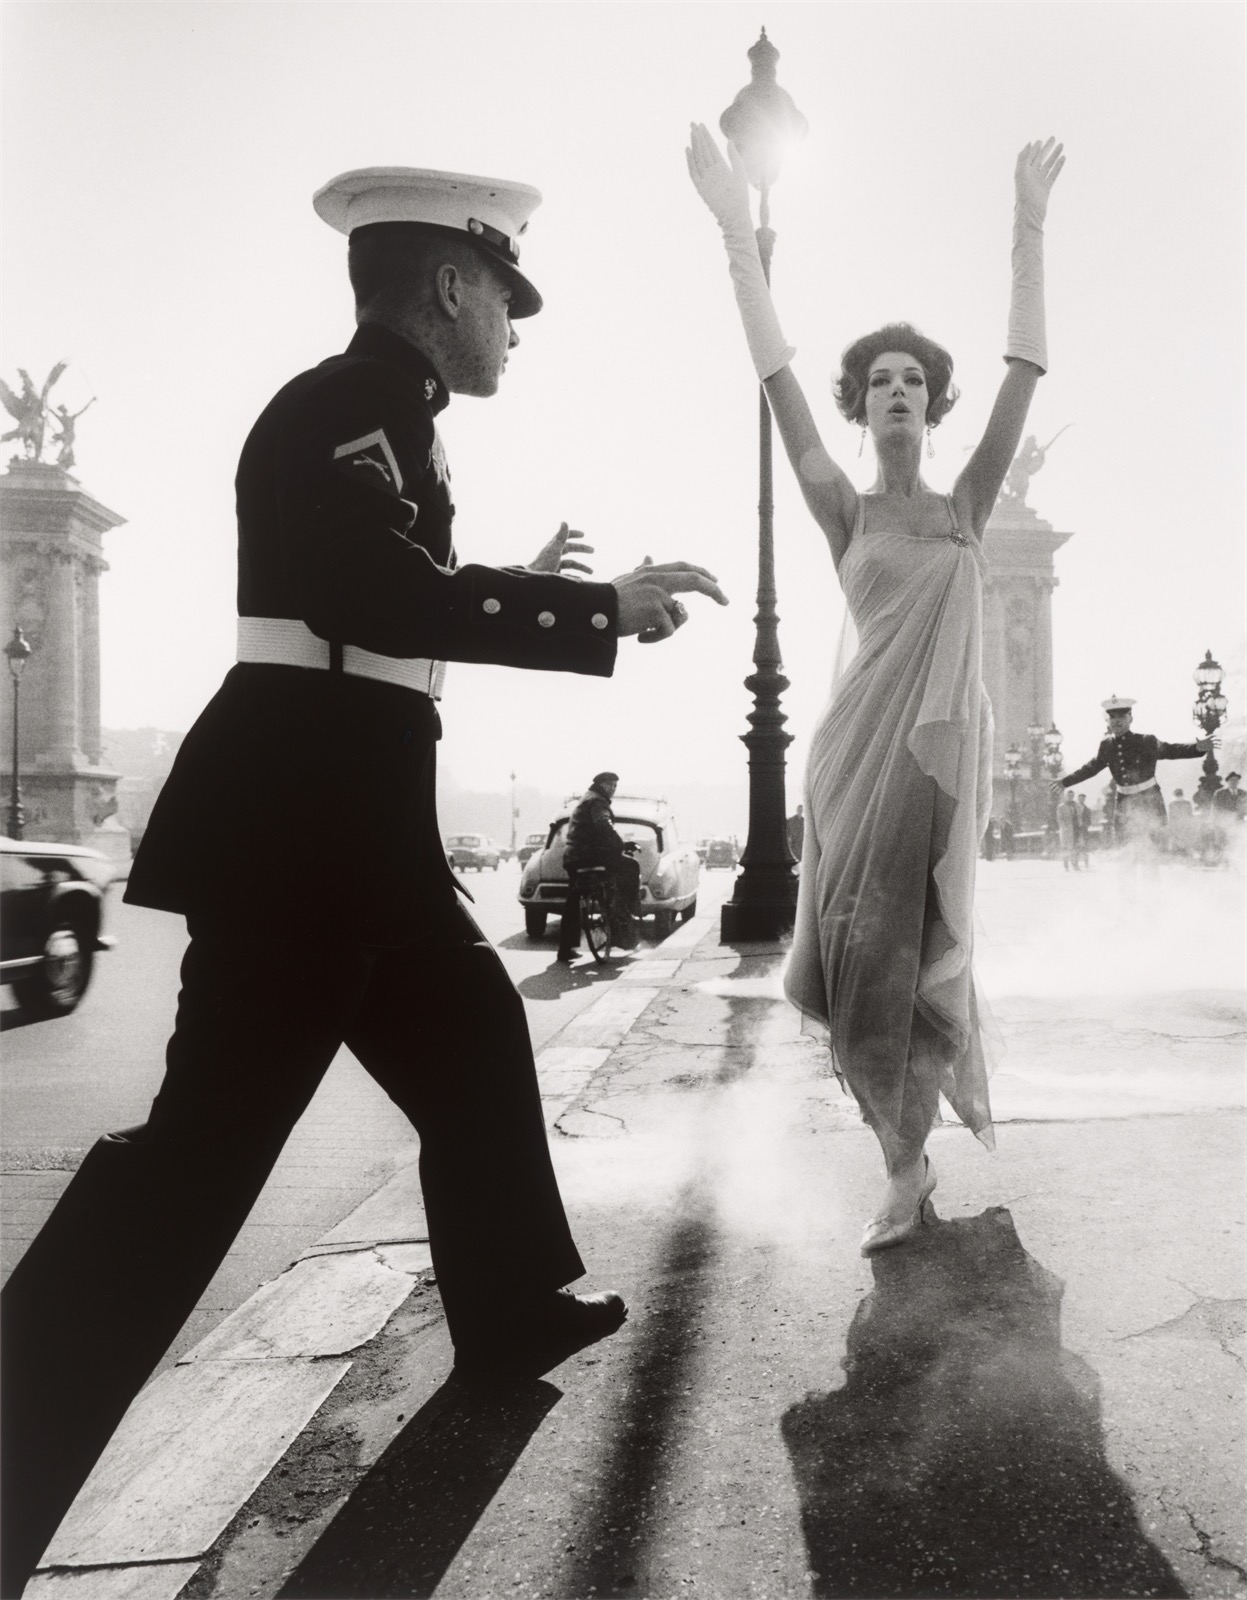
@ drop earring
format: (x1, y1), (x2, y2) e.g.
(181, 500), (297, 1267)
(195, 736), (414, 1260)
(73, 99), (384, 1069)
(926, 424), (935, 460)
(858, 425), (867, 458)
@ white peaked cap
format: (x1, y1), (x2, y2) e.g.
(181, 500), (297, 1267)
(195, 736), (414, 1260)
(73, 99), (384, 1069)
(1101, 695), (1136, 712)
(313, 166), (544, 317)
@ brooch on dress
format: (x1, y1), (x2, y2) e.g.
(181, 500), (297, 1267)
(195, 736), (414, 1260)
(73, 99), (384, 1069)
(948, 530), (970, 547)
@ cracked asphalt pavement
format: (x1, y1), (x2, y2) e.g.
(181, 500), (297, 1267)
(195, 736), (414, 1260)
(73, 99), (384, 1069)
(20, 859), (1247, 1598)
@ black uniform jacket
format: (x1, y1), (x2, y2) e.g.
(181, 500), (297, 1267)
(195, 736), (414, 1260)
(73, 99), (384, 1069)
(562, 786), (626, 873)
(1062, 731), (1205, 792)
(126, 323), (620, 940)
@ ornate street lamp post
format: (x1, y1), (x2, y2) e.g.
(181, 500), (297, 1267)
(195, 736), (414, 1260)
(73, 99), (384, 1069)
(1043, 724), (1064, 830)
(1003, 745), (1024, 831)
(1024, 720), (1045, 825)
(5, 625), (32, 840)
(1192, 649), (1227, 809)
(718, 28), (808, 943)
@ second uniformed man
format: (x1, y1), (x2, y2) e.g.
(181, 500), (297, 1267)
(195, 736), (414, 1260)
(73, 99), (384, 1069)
(1052, 695), (1211, 847)
(0, 165), (728, 1598)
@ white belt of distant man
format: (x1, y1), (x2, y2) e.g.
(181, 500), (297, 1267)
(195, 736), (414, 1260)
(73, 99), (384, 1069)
(236, 617), (445, 700)
(1115, 777), (1159, 796)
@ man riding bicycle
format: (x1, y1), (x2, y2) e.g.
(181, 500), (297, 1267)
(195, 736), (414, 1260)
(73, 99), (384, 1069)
(556, 771), (641, 962)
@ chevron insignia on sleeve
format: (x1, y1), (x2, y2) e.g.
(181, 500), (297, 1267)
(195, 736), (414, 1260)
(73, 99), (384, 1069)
(333, 429), (403, 494)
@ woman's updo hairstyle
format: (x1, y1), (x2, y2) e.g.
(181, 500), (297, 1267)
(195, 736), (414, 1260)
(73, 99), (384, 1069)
(834, 322), (959, 429)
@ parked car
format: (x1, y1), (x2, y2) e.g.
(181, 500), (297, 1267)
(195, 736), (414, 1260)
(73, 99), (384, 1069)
(516, 830), (547, 868)
(704, 837), (739, 870)
(518, 796), (700, 940)
(445, 833), (501, 872)
(0, 838), (116, 1018)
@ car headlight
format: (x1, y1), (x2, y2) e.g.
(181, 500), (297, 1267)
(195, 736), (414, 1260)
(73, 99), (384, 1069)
(650, 861), (677, 897)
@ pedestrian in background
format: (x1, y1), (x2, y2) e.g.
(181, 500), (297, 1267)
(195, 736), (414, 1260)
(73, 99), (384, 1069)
(1074, 793), (1093, 868)
(1056, 791), (1080, 870)
(0, 165), (728, 1600)
(1212, 772), (1243, 824)
(786, 803), (805, 862)
(1210, 771), (1244, 858)
(1168, 788), (1195, 856)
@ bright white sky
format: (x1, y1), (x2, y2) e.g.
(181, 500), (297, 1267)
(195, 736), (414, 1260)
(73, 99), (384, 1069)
(3, 0), (1244, 801)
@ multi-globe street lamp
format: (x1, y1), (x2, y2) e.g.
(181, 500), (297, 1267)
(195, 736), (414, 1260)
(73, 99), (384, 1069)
(717, 28), (809, 943)
(1003, 745), (1024, 829)
(5, 625), (32, 840)
(1042, 724), (1064, 830)
(1192, 649), (1228, 809)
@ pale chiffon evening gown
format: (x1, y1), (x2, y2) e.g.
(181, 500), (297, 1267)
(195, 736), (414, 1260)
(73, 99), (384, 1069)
(784, 492), (996, 1171)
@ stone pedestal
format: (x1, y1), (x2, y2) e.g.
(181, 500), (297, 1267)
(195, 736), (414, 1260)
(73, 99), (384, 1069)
(0, 459), (129, 852)
(982, 498), (1073, 825)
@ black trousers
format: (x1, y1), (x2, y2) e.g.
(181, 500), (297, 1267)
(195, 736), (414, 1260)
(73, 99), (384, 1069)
(0, 901), (582, 1596)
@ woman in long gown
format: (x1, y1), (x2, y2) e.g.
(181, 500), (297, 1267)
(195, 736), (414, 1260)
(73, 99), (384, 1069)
(687, 126), (1064, 1253)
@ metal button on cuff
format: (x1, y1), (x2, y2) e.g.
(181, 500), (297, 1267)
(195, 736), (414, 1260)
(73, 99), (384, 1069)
(591, 613), (608, 630)
(482, 598), (501, 614)
(537, 611), (555, 628)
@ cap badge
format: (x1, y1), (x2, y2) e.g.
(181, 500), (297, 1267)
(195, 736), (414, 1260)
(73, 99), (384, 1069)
(424, 378), (437, 401)
(466, 216), (519, 262)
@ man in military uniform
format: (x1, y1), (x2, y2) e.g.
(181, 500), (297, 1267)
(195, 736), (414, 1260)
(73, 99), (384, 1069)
(0, 166), (728, 1597)
(1052, 695), (1211, 847)
(556, 771), (640, 961)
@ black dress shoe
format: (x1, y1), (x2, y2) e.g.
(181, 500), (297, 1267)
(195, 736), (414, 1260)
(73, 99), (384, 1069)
(453, 1288), (627, 1381)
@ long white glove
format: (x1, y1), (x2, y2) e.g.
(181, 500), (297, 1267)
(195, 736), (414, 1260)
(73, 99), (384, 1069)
(1006, 138), (1065, 374)
(686, 122), (795, 382)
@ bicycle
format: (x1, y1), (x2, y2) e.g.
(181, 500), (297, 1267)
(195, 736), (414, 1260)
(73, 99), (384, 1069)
(570, 866), (613, 963)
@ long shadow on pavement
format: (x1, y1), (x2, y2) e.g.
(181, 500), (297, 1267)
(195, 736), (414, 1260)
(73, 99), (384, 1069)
(515, 958), (628, 1001)
(552, 1192), (720, 1598)
(277, 1375), (560, 1598)
(782, 1206), (1185, 1598)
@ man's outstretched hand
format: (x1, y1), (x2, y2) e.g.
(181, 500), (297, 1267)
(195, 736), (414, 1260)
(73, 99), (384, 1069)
(529, 521), (595, 575)
(612, 557), (728, 642)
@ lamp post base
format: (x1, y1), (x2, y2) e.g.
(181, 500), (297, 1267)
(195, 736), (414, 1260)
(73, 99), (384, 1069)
(720, 870), (798, 943)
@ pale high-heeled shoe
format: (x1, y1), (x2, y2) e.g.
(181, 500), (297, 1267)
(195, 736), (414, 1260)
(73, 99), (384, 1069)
(860, 1156), (937, 1255)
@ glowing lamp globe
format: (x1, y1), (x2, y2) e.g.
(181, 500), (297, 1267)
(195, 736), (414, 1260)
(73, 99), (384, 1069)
(719, 29), (808, 192)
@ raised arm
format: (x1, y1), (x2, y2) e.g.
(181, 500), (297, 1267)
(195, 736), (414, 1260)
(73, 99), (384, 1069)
(686, 123), (857, 564)
(954, 139), (1065, 537)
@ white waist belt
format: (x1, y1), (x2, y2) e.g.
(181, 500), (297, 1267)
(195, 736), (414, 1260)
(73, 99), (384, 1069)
(236, 617), (445, 700)
(1116, 777), (1159, 796)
